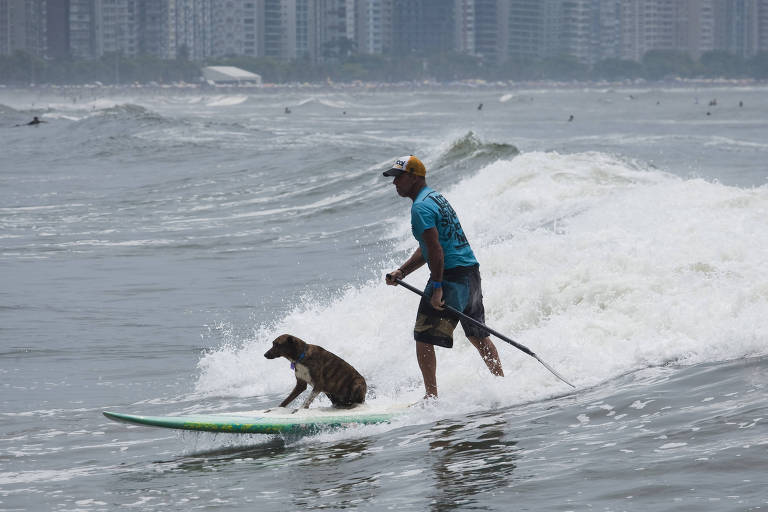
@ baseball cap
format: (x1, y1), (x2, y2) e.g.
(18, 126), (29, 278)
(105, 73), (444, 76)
(383, 155), (426, 177)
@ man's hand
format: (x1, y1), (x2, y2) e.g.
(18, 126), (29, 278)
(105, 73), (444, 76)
(430, 285), (445, 310)
(386, 269), (403, 286)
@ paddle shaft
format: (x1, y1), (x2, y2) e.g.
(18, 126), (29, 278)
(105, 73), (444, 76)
(387, 274), (575, 388)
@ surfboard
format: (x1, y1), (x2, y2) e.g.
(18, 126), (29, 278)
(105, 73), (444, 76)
(103, 404), (408, 434)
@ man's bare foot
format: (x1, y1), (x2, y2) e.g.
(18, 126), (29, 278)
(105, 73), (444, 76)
(408, 395), (438, 408)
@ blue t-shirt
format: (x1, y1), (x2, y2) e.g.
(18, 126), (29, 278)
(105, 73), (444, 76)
(411, 186), (478, 270)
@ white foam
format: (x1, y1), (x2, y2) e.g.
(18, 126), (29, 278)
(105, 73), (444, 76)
(206, 95), (249, 107)
(196, 151), (768, 414)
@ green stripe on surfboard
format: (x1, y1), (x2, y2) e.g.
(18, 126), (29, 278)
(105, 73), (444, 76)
(103, 406), (404, 434)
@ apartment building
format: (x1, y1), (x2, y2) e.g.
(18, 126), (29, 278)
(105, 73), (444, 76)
(3, 0), (767, 63)
(355, 0), (392, 54)
(0, 0), (47, 57)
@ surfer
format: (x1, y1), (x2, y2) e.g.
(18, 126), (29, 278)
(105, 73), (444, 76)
(383, 155), (503, 399)
(27, 116), (44, 125)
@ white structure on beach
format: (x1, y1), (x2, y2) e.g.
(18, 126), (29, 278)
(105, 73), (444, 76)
(201, 65), (262, 84)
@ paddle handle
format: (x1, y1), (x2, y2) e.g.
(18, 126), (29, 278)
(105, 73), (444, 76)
(386, 274), (575, 389)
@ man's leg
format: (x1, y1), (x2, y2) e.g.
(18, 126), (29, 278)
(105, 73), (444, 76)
(468, 336), (504, 377)
(416, 341), (438, 398)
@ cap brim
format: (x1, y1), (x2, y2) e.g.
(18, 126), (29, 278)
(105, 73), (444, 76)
(383, 169), (405, 177)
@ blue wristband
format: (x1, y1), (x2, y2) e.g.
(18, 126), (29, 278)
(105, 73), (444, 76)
(432, 281), (442, 289)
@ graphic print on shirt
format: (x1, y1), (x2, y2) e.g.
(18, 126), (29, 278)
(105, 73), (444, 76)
(429, 194), (469, 249)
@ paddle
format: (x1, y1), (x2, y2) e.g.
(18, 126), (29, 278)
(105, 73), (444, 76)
(387, 274), (575, 389)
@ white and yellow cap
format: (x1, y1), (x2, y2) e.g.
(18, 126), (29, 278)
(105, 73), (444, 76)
(383, 155), (426, 177)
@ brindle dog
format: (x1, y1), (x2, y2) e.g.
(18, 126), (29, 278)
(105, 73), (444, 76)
(264, 334), (367, 413)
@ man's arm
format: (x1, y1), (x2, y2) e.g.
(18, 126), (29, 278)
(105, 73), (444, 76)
(421, 228), (443, 282)
(384, 229), (444, 309)
(386, 247), (426, 285)
(422, 227), (444, 310)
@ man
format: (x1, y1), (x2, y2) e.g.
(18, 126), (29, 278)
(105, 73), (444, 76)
(384, 155), (503, 399)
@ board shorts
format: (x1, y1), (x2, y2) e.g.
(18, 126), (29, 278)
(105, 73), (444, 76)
(413, 264), (490, 348)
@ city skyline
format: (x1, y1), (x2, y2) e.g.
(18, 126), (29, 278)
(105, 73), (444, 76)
(2, 0), (767, 67)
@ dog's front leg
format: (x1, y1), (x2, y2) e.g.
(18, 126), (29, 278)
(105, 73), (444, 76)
(279, 379), (308, 408)
(292, 388), (321, 413)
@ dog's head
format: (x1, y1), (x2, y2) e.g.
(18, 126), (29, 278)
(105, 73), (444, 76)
(264, 334), (307, 361)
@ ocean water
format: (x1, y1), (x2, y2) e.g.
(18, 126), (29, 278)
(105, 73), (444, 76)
(1, 84), (767, 511)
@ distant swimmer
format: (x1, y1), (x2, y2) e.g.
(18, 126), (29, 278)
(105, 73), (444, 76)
(706, 111), (711, 116)
(739, 101), (743, 107)
(16, 116), (46, 127)
(477, 103), (483, 111)
(709, 99), (717, 106)
(568, 114), (574, 122)
(284, 107), (291, 114)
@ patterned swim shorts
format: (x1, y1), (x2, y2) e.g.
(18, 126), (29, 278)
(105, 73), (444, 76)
(413, 264), (489, 348)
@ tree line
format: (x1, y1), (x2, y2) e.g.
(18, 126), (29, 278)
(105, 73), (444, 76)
(1, 48), (767, 85)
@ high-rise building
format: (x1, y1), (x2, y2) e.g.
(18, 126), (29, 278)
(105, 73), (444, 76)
(3, 0), (765, 65)
(94, 0), (139, 57)
(760, 0), (768, 51)
(455, 0), (475, 54)
(69, 0), (97, 59)
(391, 0), (468, 56)
(592, 0), (622, 61)
(210, 0), (259, 57)
(507, 0), (548, 60)
(558, 0), (592, 63)
(714, 0), (763, 57)
(355, 0), (392, 55)
(314, 0), (355, 60)
(46, 0), (70, 59)
(262, 0), (283, 58)
(136, 0), (168, 57)
(261, 0), (317, 61)
(674, 0), (714, 58)
(295, 0), (313, 59)
(474, 0), (510, 65)
(187, 0), (212, 60)
(0, 0), (47, 57)
(620, 0), (677, 60)
(616, 0), (716, 61)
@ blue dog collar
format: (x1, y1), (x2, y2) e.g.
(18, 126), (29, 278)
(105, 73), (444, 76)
(290, 351), (306, 370)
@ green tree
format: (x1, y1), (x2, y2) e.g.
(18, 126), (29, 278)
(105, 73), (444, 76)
(428, 52), (483, 81)
(498, 55), (540, 80)
(592, 58), (643, 80)
(0, 50), (45, 84)
(642, 50), (694, 80)
(697, 50), (745, 77)
(537, 54), (588, 80)
(746, 51), (768, 79)
(322, 37), (357, 60)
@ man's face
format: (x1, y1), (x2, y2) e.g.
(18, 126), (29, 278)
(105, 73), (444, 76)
(393, 172), (417, 197)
